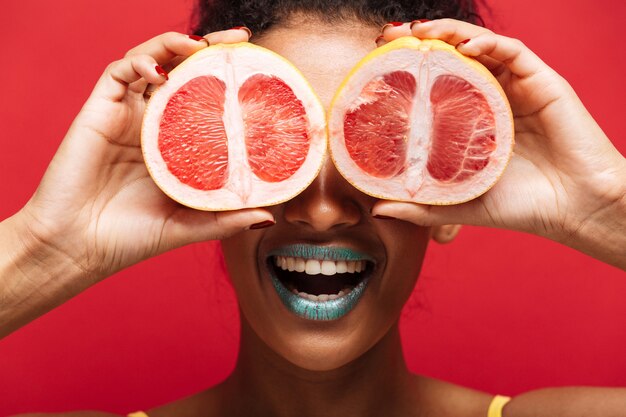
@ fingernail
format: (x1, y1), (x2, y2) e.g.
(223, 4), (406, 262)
(188, 34), (209, 44)
(375, 34), (384, 44)
(154, 65), (168, 80)
(381, 21), (404, 33)
(409, 19), (431, 30)
(230, 26), (253, 38)
(373, 214), (397, 220)
(456, 38), (471, 48)
(248, 220), (275, 230)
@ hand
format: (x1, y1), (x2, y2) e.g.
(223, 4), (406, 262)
(14, 28), (274, 283)
(372, 19), (626, 267)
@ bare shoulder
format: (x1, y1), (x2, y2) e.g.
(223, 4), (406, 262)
(411, 375), (495, 417)
(505, 386), (626, 417)
(9, 413), (121, 417)
(9, 384), (223, 417)
(144, 385), (223, 417)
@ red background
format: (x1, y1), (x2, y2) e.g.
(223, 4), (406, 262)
(1, 0), (625, 415)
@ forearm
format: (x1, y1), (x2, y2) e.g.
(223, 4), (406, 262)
(0, 211), (92, 339)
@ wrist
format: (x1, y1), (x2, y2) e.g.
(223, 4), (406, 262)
(12, 206), (96, 285)
(559, 171), (626, 270)
(0, 209), (94, 337)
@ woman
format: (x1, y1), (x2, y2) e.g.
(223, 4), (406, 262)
(1, 0), (625, 416)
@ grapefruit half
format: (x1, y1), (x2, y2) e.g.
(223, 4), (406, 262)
(142, 43), (326, 211)
(328, 37), (514, 205)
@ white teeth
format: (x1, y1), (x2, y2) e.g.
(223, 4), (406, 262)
(274, 256), (368, 276)
(321, 260), (336, 276)
(293, 291), (340, 302)
(307, 295), (318, 302)
(295, 258), (306, 272)
(305, 259), (321, 275)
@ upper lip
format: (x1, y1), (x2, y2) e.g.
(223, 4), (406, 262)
(266, 243), (377, 263)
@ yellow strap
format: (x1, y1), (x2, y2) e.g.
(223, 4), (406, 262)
(487, 395), (511, 417)
(127, 413), (149, 417)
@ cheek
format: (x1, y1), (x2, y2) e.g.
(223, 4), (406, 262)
(221, 234), (262, 306)
(379, 223), (430, 306)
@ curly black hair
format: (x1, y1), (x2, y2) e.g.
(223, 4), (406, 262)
(192, 0), (484, 38)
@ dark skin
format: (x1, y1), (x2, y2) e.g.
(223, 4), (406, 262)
(5, 15), (626, 417)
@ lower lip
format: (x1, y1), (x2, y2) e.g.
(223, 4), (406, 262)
(268, 268), (370, 321)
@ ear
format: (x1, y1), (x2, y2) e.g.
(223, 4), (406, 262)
(430, 224), (462, 244)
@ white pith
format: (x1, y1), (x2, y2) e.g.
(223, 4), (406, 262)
(329, 39), (514, 205)
(142, 44), (326, 211)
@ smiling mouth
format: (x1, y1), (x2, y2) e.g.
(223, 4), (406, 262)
(266, 244), (376, 321)
(270, 256), (373, 301)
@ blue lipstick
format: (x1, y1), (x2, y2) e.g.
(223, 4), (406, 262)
(268, 243), (375, 261)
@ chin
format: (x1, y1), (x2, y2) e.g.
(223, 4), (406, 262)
(245, 291), (398, 373)
(277, 335), (362, 371)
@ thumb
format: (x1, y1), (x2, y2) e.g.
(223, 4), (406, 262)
(160, 207), (275, 250)
(371, 199), (493, 228)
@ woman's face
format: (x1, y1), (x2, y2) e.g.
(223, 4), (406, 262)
(221, 19), (431, 371)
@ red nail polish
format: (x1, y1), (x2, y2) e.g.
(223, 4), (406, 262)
(188, 34), (206, 42)
(154, 65), (168, 80)
(249, 220), (275, 230)
(388, 21), (404, 26)
(457, 38), (471, 47)
(230, 26), (252, 37)
(373, 214), (396, 220)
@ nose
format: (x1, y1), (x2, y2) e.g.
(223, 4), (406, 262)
(282, 157), (362, 232)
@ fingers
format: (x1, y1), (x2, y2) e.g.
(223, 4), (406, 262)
(125, 31), (209, 65)
(204, 26), (252, 45)
(409, 18), (489, 46)
(163, 207), (275, 250)
(431, 224), (463, 244)
(101, 55), (168, 101)
(378, 18), (487, 46)
(95, 28), (253, 103)
(376, 18), (548, 80)
(94, 32), (209, 102)
(379, 21), (412, 43)
(454, 32), (546, 79)
(141, 55), (187, 99)
(371, 198), (490, 228)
